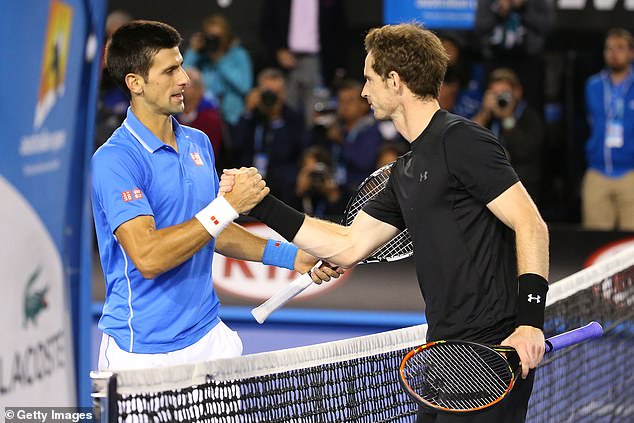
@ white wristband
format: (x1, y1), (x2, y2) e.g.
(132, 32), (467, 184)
(195, 196), (239, 238)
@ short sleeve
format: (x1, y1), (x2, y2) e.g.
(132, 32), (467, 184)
(361, 176), (407, 231)
(444, 122), (519, 204)
(92, 145), (154, 233)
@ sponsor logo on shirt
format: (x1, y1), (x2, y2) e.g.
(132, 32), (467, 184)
(122, 188), (143, 202)
(190, 152), (204, 166)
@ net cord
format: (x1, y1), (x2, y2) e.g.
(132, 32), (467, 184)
(113, 324), (428, 395)
(546, 244), (634, 306)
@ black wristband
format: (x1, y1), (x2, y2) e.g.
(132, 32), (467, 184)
(248, 194), (306, 241)
(517, 273), (549, 330)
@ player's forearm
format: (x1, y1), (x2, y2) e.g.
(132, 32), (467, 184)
(248, 195), (371, 268)
(124, 218), (214, 279)
(514, 214), (549, 279)
(215, 223), (267, 261)
(292, 216), (362, 268)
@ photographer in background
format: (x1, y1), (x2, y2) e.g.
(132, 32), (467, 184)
(472, 68), (544, 205)
(308, 80), (386, 204)
(234, 68), (306, 207)
(296, 146), (343, 218)
(184, 14), (253, 167)
(177, 68), (223, 161)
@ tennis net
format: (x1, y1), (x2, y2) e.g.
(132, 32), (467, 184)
(91, 245), (634, 422)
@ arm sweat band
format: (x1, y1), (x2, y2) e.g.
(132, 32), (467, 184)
(517, 273), (549, 330)
(195, 196), (239, 238)
(248, 194), (306, 242)
(262, 239), (299, 270)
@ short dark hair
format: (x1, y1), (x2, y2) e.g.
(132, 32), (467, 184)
(257, 67), (285, 84)
(337, 79), (363, 93)
(364, 23), (448, 100)
(105, 20), (182, 96)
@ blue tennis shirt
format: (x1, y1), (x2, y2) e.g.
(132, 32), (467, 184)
(92, 107), (221, 353)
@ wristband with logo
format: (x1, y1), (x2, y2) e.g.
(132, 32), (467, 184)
(195, 196), (239, 238)
(517, 273), (549, 330)
(262, 239), (299, 271)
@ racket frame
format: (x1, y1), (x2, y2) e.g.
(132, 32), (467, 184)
(251, 161), (413, 323)
(399, 321), (603, 414)
(399, 340), (517, 413)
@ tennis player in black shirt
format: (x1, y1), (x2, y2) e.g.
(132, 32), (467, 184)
(223, 23), (549, 422)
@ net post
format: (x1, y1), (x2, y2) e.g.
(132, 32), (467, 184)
(90, 371), (118, 423)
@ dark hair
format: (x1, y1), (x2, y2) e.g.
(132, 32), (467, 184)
(337, 79), (363, 93)
(257, 67), (285, 84)
(364, 23), (448, 100)
(202, 14), (235, 52)
(105, 20), (182, 96)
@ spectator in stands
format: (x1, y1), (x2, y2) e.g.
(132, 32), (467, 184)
(183, 14), (252, 128)
(474, 0), (555, 114)
(437, 32), (485, 119)
(260, 0), (348, 124)
(95, 10), (133, 149)
(375, 141), (409, 169)
(309, 80), (386, 203)
(473, 68), (544, 204)
(177, 68), (223, 160)
(296, 146), (343, 218)
(234, 68), (306, 207)
(582, 28), (634, 231)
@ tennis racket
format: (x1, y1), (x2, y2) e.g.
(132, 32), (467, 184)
(251, 162), (412, 323)
(399, 321), (604, 413)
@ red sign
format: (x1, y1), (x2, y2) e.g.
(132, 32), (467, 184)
(212, 223), (351, 301)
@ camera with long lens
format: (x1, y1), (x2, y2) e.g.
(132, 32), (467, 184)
(312, 99), (338, 129)
(202, 34), (221, 54)
(496, 91), (513, 109)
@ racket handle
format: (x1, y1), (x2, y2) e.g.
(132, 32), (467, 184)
(545, 321), (603, 353)
(251, 261), (322, 324)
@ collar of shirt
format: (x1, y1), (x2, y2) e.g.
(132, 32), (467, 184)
(122, 106), (186, 153)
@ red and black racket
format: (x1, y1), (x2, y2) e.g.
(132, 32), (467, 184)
(399, 321), (604, 413)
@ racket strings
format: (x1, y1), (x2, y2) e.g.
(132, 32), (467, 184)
(343, 163), (413, 262)
(402, 344), (513, 411)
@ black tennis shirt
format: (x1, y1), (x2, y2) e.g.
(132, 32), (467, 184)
(364, 110), (520, 343)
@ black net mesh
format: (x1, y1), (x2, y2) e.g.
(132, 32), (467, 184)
(116, 349), (418, 422)
(104, 255), (634, 422)
(527, 262), (634, 422)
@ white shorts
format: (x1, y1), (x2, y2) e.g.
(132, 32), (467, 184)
(98, 320), (243, 371)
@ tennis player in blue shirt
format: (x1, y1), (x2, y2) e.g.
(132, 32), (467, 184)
(92, 20), (341, 371)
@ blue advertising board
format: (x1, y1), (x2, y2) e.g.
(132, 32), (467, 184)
(384, 0), (478, 29)
(0, 0), (105, 406)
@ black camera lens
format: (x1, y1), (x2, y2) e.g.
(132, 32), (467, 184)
(260, 90), (278, 108)
(309, 162), (328, 185)
(496, 92), (513, 109)
(203, 34), (221, 53)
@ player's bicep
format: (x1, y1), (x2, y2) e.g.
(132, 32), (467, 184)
(92, 148), (154, 233)
(114, 215), (157, 265)
(486, 181), (539, 230)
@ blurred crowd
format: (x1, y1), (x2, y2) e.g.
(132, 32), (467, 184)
(96, 0), (634, 230)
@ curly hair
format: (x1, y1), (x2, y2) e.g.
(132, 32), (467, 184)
(364, 23), (448, 100)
